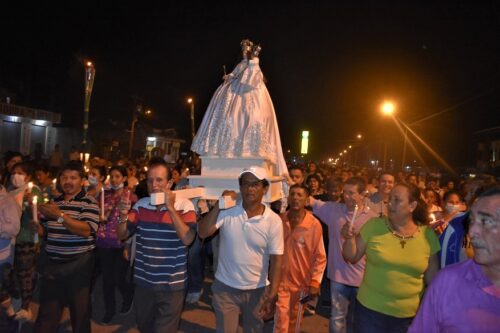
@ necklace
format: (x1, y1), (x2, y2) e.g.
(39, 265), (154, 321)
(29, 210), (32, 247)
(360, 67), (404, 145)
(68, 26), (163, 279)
(385, 218), (420, 249)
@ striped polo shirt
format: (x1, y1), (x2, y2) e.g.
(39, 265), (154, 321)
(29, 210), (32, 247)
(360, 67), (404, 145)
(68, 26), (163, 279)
(128, 197), (197, 291)
(42, 190), (100, 261)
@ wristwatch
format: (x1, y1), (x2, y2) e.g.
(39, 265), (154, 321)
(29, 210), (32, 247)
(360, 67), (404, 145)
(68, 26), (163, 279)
(57, 212), (65, 224)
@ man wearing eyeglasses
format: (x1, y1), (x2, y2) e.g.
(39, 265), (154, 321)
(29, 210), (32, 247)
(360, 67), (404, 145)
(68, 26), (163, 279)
(409, 186), (500, 333)
(198, 166), (284, 333)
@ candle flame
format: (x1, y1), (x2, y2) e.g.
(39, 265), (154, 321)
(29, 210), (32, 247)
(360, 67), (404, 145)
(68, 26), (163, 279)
(32, 196), (37, 204)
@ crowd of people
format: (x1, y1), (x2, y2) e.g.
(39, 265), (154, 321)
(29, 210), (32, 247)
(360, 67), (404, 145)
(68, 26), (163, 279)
(0, 149), (499, 333)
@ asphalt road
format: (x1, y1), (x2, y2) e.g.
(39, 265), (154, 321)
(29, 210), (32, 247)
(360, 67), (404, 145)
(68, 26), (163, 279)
(21, 275), (330, 332)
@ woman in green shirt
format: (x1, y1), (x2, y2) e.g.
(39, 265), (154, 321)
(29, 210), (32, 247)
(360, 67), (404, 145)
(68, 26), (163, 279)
(342, 183), (440, 333)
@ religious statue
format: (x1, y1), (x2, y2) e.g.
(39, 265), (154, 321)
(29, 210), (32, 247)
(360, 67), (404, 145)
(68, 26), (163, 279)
(191, 39), (288, 176)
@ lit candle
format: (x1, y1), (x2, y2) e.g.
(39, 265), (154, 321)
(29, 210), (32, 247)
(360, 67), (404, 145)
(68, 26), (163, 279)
(100, 187), (105, 220)
(105, 175), (110, 185)
(84, 153), (90, 163)
(52, 178), (57, 190)
(28, 182), (33, 193)
(429, 213), (436, 224)
(80, 153), (83, 161)
(349, 204), (359, 232)
(32, 196), (38, 223)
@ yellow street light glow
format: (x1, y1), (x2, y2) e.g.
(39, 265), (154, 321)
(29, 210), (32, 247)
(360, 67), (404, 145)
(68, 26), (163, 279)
(348, 145), (352, 149)
(381, 101), (396, 116)
(357, 134), (362, 139)
(187, 98), (193, 104)
(343, 150), (347, 153)
(340, 152), (343, 156)
(86, 61), (93, 67)
(145, 109), (152, 115)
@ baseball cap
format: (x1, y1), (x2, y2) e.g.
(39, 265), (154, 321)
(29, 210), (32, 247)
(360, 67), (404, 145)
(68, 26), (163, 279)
(239, 166), (268, 180)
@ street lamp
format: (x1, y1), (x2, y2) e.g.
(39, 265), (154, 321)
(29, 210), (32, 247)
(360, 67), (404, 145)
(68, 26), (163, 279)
(128, 105), (152, 159)
(187, 98), (195, 139)
(82, 61), (95, 153)
(380, 101), (397, 169)
(381, 101), (396, 116)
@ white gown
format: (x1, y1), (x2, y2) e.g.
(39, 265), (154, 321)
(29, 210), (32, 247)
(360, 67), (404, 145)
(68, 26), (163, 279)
(191, 57), (288, 175)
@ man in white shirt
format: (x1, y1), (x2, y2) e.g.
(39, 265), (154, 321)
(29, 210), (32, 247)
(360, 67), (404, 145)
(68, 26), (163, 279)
(198, 166), (284, 333)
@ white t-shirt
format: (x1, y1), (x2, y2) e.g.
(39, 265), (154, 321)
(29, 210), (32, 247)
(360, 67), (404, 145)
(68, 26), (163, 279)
(215, 204), (284, 290)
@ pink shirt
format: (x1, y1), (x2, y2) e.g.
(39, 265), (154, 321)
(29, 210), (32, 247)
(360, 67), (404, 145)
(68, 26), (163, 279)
(409, 259), (500, 333)
(311, 198), (377, 286)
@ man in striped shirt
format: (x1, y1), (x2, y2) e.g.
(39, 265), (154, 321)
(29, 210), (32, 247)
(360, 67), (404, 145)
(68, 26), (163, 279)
(117, 158), (196, 333)
(35, 161), (100, 333)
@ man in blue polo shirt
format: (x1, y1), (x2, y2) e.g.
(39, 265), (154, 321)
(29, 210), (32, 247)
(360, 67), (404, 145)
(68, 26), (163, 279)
(117, 158), (196, 333)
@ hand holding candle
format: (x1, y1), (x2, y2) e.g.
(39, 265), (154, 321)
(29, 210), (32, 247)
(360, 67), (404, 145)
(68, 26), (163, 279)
(100, 187), (105, 220)
(349, 204), (359, 232)
(32, 196), (38, 223)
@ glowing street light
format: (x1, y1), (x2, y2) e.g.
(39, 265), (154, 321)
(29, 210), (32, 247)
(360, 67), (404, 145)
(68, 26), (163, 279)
(380, 100), (396, 169)
(381, 101), (396, 116)
(357, 134), (362, 139)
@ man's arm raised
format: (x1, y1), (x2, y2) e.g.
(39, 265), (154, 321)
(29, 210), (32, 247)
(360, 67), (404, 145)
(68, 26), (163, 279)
(198, 190), (236, 239)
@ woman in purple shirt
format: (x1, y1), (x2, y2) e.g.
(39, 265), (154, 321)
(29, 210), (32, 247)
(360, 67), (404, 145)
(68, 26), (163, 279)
(96, 165), (137, 324)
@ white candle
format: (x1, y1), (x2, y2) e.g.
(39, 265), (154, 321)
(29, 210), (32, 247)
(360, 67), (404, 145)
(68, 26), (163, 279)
(52, 178), (57, 190)
(32, 196), (38, 223)
(28, 182), (33, 193)
(100, 187), (105, 220)
(105, 175), (110, 185)
(349, 204), (359, 232)
(84, 153), (90, 163)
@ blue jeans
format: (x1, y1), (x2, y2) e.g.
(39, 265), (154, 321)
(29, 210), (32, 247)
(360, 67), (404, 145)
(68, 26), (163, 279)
(354, 300), (413, 333)
(187, 235), (212, 293)
(330, 281), (358, 333)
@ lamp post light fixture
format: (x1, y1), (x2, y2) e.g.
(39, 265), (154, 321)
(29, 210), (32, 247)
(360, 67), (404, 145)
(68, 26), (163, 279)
(381, 101), (396, 116)
(187, 98), (195, 139)
(380, 101), (397, 169)
(82, 61), (95, 153)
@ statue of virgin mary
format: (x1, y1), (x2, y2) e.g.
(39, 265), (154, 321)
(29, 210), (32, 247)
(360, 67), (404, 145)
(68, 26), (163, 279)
(191, 40), (288, 176)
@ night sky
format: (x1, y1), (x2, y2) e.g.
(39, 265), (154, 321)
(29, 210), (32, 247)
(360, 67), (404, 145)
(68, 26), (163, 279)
(1, 2), (499, 167)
